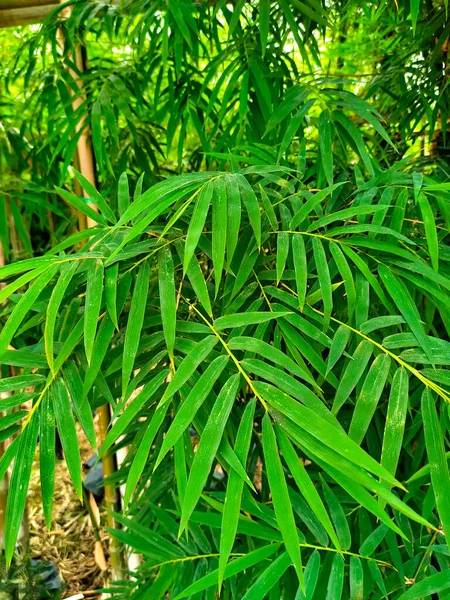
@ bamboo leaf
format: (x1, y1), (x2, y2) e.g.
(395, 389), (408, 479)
(380, 368), (409, 486)
(418, 192), (439, 271)
(312, 237), (332, 330)
(122, 260), (150, 396)
(84, 259), (104, 364)
(158, 247), (176, 360)
(422, 388), (450, 541)
(397, 570), (450, 599)
(184, 181), (213, 273)
(332, 340), (373, 415)
(292, 234), (307, 310)
(45, 261), (78, 372)
(4, 413), (39, 566)
(319, 110), (333, 186)
(379, 265), (435, 365)
(212, 177), (227, 297)
(56, 187), (107, 226)
(117, 171), (130, 218)
(241, 552), (291, 600)
(72, 169), (117, 223)
(326, 554), (344, 600)
(40, 392), (55, 529)
(348, 354), (391, 445)
(276, 426), (341, 551)
(53, 378), (83, 499)
(154, 356), (229, 469)
(0, 265), (59, 357)
(179, 374), (240, 534)
(262, 413), (304, 587)
(219, 399), (256, 590)
(174, 544), (281, 600)
(105, 263), (119, 329)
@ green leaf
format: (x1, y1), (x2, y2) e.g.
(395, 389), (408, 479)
(226, 175), (242, 264)
(0, 264), (59, 357)
(219, 399), (256, 590)
(321, 477), (351, 550)
(327, 325), (351, 374)
(276, 232), (290, 284)
(154, 356), (229, 470)
(63, 362), (96, 449)
(117, 171), (130, 218)
(291, 184), (346, 230)
(183, 181), (213, 273)
(53, 378), (83, 499)
(0, 375), (45, 393)
(55, 187), (107, 226)
(185, 255), (213, 317)
(262, 413), (304, 587)
(160, 335), (219, 406)
(418, 192), (439, 271)
(84, 259), (104, 364)
(348, 354), (391, 445)
(349, 556), (364, 600)
(212, 177), (228, 297)
(122, 260), (150, 396)
(158, 247), (176, 360)
(380, 368), (409, 486)
(292, 234), (307, 310)
(410, 0), (420, 34)
(241, 552), (291, 600)
(5, 413), (39, 566)
(259, 0), (270, 54)
(319, 110), (333, 186)
(312, 237), (332, 330)
(238, 175), (261, 248)
(379, 265), (435, 365)
(326, 554), (344, 600)
(259, 382), (399, 485)
(276, 426), (341, 551)
(174, 544), (281, 600)
(332, 340), (373, 415)
(105, 263), (119, 329)
(398, 570), (450, 599)
(422, 388), (450, 541)
(295, 551), (321, 600)
(45, 261), (78, 372)
(329, 242), (356, 323)
(72, 169), (117, 223)
(40, 392), (55, 529)
(179, 374), (240, 534)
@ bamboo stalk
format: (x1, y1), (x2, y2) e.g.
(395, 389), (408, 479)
(0, 4), (58, 27)
(0, 0), (59, 8)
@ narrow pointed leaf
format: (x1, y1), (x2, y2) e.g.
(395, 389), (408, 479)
(158, 247), (176, 359)
(262, 413), (304, 587)
(219, 399), (256, 590)
(179, 375), (240, 534)
(84, 259), (104, 364)
(122, 260), (150, 396)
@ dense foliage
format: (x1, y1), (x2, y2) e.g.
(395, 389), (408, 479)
(1, 1), (450, 598)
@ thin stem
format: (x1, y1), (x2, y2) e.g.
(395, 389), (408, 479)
(182, 296), (269, 411)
